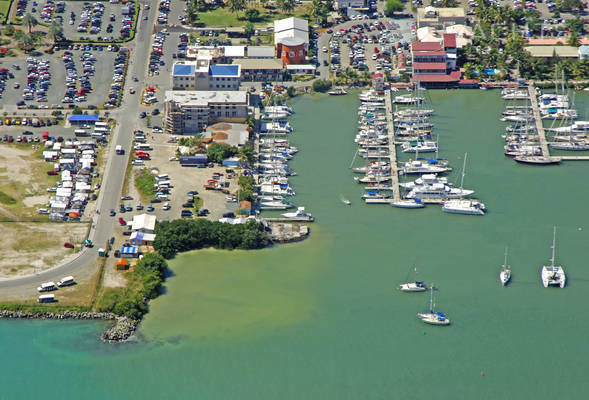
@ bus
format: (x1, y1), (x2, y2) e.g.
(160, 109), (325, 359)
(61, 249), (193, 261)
(38, 294), (55, 303)
(74, 129), (88, 136)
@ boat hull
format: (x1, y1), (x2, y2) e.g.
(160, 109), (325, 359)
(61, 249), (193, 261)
(417, 313), (451, 325)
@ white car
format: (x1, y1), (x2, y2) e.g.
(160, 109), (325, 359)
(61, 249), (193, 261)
(169, 156), (178, 161)
(322, 46), (327, 53)
(162, 202), (171, 210)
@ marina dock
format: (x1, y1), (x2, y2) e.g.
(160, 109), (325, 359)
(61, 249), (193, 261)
(528, 84), (550, 157)
(385, 93), (401, 202)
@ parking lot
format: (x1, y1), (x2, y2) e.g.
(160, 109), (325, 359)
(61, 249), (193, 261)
(118, 131), (239, 223)
(0, 48), (121, 109)
(21, 0), (137, 41)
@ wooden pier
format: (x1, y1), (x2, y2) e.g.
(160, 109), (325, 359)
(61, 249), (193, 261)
(528, 84), (550, 157)
(264, 217), (314, 223)
(385, 93), (401, 202)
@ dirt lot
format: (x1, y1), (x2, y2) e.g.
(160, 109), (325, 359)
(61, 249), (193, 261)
(0, 143), (59, 220)
(0, 221), (89, 278)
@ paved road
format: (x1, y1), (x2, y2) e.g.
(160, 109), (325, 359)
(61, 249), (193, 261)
(0, 4), (158, 294)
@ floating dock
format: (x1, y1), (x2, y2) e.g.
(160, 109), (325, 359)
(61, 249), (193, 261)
(527, 84), (550, 157)
(385, 93), (401, 202)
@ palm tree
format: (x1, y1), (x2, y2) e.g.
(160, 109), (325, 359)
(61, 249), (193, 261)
(22, 13), (38, 34)
(227, 0), (247, 14)
(48, 21), (64, 45)
(17, 32), (35, 51)
(277, 0), (296, 14)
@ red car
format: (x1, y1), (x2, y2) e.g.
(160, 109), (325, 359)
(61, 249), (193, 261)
(119, 217), (126, 225)
(64, 242), (74, 249)
(47, 170), (58, 175)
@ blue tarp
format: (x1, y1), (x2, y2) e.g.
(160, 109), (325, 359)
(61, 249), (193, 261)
(121, 246), (138, 255)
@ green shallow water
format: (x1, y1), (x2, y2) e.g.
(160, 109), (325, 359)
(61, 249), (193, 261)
(2, 91), (589, 399)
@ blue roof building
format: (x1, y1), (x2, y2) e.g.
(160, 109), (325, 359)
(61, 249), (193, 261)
(209, 64), (240, 77)
(173, 63), (196, 76)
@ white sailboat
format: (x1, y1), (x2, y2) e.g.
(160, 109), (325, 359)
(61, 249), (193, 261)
(399, 267), (427, 292)
(442, 153), (486, 215)
(541, 226), (566, 288)
(340, 195), (351, 205)
(500, 247), (511, 286)
(417, 285), (451, 326)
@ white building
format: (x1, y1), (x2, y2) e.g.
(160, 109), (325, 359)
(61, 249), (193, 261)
(164, 91), (249, 135)
(172, 61), (241, 90)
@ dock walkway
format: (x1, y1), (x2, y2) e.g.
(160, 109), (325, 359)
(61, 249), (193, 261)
(528, 84), (550, 157)
(385, 93), (401, 202)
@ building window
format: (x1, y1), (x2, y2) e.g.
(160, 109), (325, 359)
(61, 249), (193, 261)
(289, 51), (294, 57)
(298, 50), (303, 56)
(225, 111), (230, 117)
(232, 111), (237, 117)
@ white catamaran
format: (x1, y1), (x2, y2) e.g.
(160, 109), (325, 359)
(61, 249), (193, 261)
(541, 226), (566, 288)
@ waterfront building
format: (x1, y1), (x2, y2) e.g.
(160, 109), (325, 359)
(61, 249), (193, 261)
(410, 33), (459, 87)
(274, 17), (308, 65)
(524, 46), (583, 59)
(285, 64), (316, 75)
(164, 91), (249, 135)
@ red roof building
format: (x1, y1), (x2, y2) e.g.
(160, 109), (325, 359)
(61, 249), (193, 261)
(410, 34), (459, 87)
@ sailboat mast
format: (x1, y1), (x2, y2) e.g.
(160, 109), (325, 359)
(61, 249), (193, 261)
(550, 226), (556, 266)
(503, 246), (508, 268)
(429, 285), (434, 312)
(460, 153), (467, 190)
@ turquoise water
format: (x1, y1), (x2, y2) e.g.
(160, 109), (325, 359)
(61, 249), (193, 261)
(2, 91), (589, 399)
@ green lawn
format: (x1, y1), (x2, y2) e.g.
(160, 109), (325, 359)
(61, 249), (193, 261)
(0, 0), (11, 21)
(196, 5), (312, 28)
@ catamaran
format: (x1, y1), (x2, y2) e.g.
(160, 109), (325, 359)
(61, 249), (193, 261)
(401, 140), (438, 153)
(500, 247), (511, 286)
(541, 226), (566, 288)
(417, 285), (451, 326)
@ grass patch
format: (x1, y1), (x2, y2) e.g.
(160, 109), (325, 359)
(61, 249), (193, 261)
(0, 303), (91, 313)
(196, 5), (312, 27)
(0, 190), (17, 205)
(11, 232), (60, 252)
(193, 196), (202, 212)
(134, 168), (155, 203)
(0, 0), (11, 22)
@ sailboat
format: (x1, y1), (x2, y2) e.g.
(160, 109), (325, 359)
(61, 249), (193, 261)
(417, 285), (451, 326)
(399, 266), (427, 292)
(541, 226), (566, 288)
(442, 153), (486, 215)
(500, 247), (511, 286)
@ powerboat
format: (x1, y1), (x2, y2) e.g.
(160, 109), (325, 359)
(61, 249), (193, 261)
(442, 199), (486, 215)
(281, 207), (313, 220)
(402, 140), (438, 153)
(391, 199), (424, 209)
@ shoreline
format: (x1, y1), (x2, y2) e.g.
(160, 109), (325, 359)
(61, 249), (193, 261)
(0, 310), (138, 342)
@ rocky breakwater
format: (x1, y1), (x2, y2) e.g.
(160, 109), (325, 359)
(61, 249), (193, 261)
(0, 310), (138, 342)
(268, 223), (310, 243)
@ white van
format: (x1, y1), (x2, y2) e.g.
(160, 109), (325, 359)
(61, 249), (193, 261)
(115, 145), (124, 155)
(91, 132), (104, 139)
(74, 129), (88, 136)
(57, 276), (75, 287)
(156, 193), (169, 200)
(38, 294), (55, 303)
(95, 121), (108, 128)
(155, 174), (169, 182)
(134, 143), (152, 151)
(37, 282), (57, 292)
(94, 127), (109, 135)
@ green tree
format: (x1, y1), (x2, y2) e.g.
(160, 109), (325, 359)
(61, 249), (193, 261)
(207, 142), (237, 163)
(312, 79), (332, 92)
(238, 145), (255, 164)
(48, 21), (64, 45)
(568, 31), (580, 47)
(2, 25), (15, 36)
(277, 0), (296, 14)
(245, 21), (255, 37)
(566, 17), (584, 34)
(384, 0), (404, 17)
(245, 8), (260, 21)
(16, 32), (35, 51)
(22, 13), (38, 34)
(227, 0), (247, 14)
(286, 86), (296, 97)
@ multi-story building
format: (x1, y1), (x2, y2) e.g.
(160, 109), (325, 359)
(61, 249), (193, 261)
(232, 58), (284, 82)
(172, 61), (241, 90)
(416, 7), (466, 30)
(164, 91), (249, 135)
(410, 33), (460, 87)
(274, 17), (308, 65)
